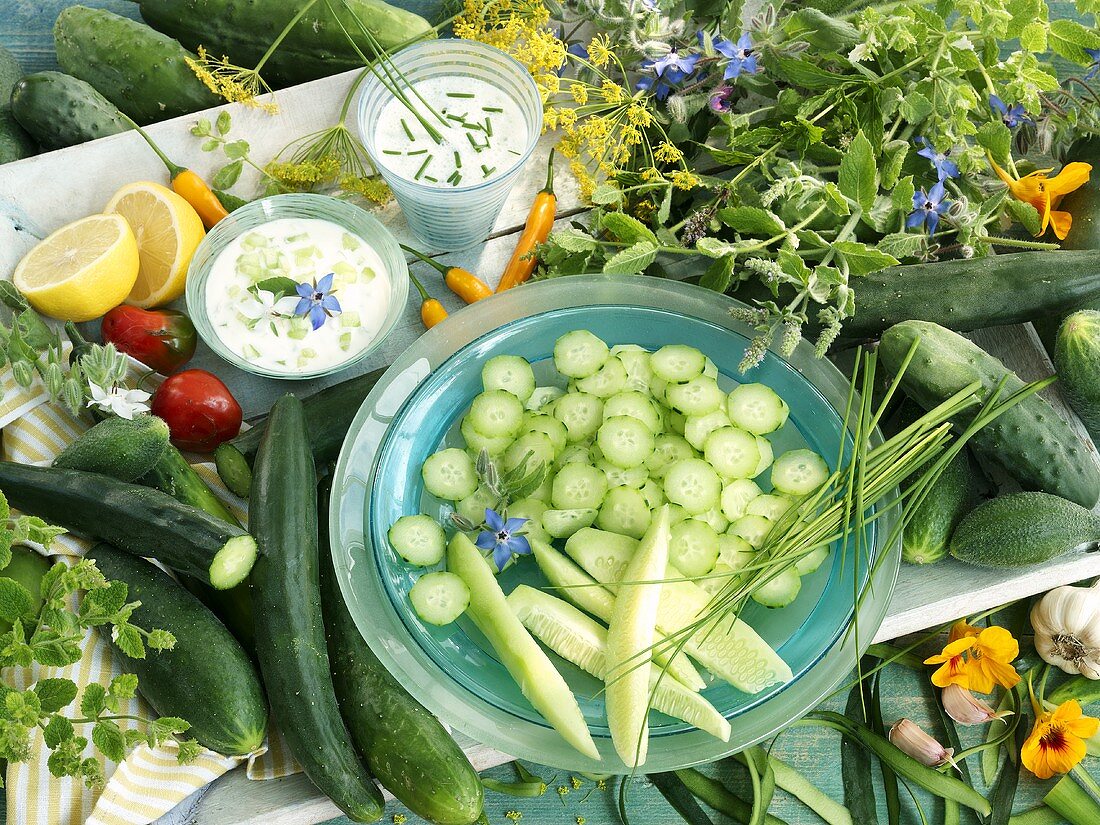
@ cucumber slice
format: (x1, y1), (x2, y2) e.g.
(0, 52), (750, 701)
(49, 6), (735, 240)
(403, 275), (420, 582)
(669, 519), (719, 578)
(448, 534), (599, 760)
(640, 479), (667, 510)
(646, 434), (695, 480)
(552, 463), (609, 510)
(771, 449), (829, 497)
(750, 567), (801, 608)
(461, 416), (512, 458)
(554, 392), (605, 443)
(703, 426), (761, 480)
(597, 416), (656, 469)
(606, 506), (671, 767)
(746, 493), (796, 522)
(693, 507), (729, 534)
(598, 460), (650, 490)
(717, 533), (755, 569)
(596, 487), (652, 540)
(410, 571), (470, 625)
(527, 385), (566, 411)
(469, 390), (525, 439)
(508, 586), (729, 742)
(575, 356), (628, 398)
(729, 514), (774, 548)
(565, 527), (638, 585)
(666, 377), (725, 416)
(663, 458), (721, 515)
(667, 409), (686, 435)
(508, 498), (551, 544)
(611, 346), (654, 393)
(503, 431), (556, 474)
(456, 485), (499, 528)
(697, 562), (738, 596)
(795, 546), (830, 576)
(727, 383), (790, 436)
(603, 391), (662, 433)
(482, 355), (536, 403)
(521, 412), (568, 454)
(753, 436), (774, 478)
(542, 508), (599, 538)
(388, 514), (446, 566)
(720, 479), (762, 521)
(684, 411), (732, 451)
(423, 448), (479, 501)
(555, 331), (610, 378)
(651, 345), (706, 382)
(556, 443), (591, 468)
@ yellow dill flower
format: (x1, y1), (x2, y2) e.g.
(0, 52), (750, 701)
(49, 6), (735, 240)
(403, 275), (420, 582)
(186, 46), (278, 114)
(570, 83), (589, 105)
(634, 200), (656, 222)
(600, 80), (626, 105)
(571, 159), (596, 200)
(620, 124), (643, 146)
(654, 141), (684, 164)
(570, 776), (583, 789)
(641, 166), (661, 181)
(587, 34), (613, 68)
(627, 104), (654, 127)
(265, 156), (341, 189)
(557, 108), (578, 129)
(340, 175), (391, 204)
(672, 170), (700, 190)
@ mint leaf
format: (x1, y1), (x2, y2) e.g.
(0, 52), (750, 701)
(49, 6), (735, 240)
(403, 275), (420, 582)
(0, 578), (33, 622)
(547, 228), (599, 253)
(976, 121), (1012, 166)
(694, 237), (740, 258)
(176, 739), (204, 763)
(108, 673), (138, 701)
(43, 714), (74, 748)
(832, 241), (900, 276)
(717, 206), (785, 237)
(92, 720), (126, 763)
(699, 255), (736, 293)
(81, 684), (107, 718)
(223, 140), (250, 160)
(250, 276), (299, 300)
(838, 130), (877, 213)
(215, 110), (232, 136)
(113, 624), (145, 660)
(212, 160), (243, 190)
(146, 629), (177, 651)
(602, 241), (657, 275)
(34, 679), (78, 713)
(600, 212), (658, 245)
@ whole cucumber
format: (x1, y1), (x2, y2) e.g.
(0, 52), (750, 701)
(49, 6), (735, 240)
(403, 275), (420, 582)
(10, 72), (130, 151)
(319, 489), (483, 825)
(0, 45), (34, 163)
(950, 492), (1100, 568)
(1054, 310), (1100, 443)
(53, 414), (170, 482)
(87, 543), (268, 755)
(131, 0), (435, 87)
(879, 321), (1100, 509)
(250, 396), (383, 822)
(54, 7), (219, 124)
(902, 448), (976, 565)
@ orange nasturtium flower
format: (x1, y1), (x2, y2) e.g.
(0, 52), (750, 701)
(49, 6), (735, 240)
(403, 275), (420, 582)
(1021, 700), (1100, 779)
(989, 155), (1092, 240)
(923, 621), (1021, 693)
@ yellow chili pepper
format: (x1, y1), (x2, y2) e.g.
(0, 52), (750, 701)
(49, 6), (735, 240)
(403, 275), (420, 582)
(127, 118), (230, 229)
(409, 271), (447, 328)
(497, 150), (556, 293)
(401, 244), (492, 304)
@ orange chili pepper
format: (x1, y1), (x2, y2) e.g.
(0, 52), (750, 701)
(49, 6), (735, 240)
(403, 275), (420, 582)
(496, 150), (556, 293)
(127, 119), (230, 229)
(401, 244), (492, 304)
(409, 271), (447, 328)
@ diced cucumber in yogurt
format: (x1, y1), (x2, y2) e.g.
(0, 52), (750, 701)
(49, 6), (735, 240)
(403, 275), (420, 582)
(342, 232), (362, 250)
(288, 318), (311, 340)
(242, 231), (269, 249)
(361, 266), (376, 282)
(340, 311), (361, 328)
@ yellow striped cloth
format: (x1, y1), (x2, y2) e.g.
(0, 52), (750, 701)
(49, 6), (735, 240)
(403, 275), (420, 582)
(1, 364), (300, 825)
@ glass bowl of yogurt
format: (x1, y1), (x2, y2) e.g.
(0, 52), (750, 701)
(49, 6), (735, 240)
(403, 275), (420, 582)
(357, 39), (543, 251)
(185, 194), (408, 380)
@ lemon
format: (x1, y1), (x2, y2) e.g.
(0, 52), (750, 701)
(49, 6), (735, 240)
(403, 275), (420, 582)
(13, 214), (140, 322)
(105, 181), (206, 308)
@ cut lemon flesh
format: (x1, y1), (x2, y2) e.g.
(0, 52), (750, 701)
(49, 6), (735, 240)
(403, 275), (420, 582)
(105, 181), (205, 308)
(13, 214), (140, 322)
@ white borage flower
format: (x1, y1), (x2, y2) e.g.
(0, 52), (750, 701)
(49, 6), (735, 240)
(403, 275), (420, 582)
(88, 382), (151, 420)
(239, 289), (301, 324)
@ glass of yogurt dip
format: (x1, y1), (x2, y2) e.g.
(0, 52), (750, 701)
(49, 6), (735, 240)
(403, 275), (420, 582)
(186, 194), (408, 380)
(358, 39), (543, 251)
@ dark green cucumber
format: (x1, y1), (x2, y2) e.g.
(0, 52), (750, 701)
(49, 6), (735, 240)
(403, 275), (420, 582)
(10, 72), (129, 151)
(902, 449), (976, 565)
(250, 396), (383, 822)
(0, 463), (257, 589)
(319, 489), (482, 825)
(87, 544), (267, 755)
(0, 46), (34, 163)
(54, 7), (219, 124)
(1054, 310), (1100, 443)
(130, 0), (435, 87)
(950, 492), (1100, 568)
(0, 547), (51, 635)
(879, 321), (1100, 509)
(53, 414), (170, 481)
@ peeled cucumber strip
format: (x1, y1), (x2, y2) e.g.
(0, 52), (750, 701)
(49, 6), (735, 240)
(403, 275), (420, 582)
(447, 533), (599, 760)
(606, 505), (671, 767)
(531, 540), (705, 692)
(507, 585), (730, 742)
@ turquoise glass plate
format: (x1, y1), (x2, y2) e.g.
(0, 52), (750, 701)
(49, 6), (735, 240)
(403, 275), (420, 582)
(330, 275), (900, 773)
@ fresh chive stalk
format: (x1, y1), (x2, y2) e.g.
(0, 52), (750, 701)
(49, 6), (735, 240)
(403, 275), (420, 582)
(1043, 775), (1100, 825)
(729, 752), (853, 825)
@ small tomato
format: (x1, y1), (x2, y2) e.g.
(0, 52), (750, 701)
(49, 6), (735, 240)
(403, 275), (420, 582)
(151, 369), (242, 452)
(101, 306), (197, 374)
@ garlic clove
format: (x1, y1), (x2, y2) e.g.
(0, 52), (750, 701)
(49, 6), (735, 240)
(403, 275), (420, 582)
(888, 718), (955, 767)
(942, 684), (1014, 726)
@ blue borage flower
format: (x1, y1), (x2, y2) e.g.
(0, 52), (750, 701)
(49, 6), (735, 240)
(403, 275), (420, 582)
(714, 32), (758, 81)
(475, 508), (531, 572)
(907, 181), (951, 235)
(636, 51), (700, 100)
(915, 137), (960, 181)
(293, 272), (342, 330)
(989, 94), (1032, 129)
(709, 84), (735, 114)
(1085, 47), (1100, 81)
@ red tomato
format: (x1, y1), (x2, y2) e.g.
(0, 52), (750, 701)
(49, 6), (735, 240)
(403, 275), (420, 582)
(151, 369), (242, 452)
(101, 306), (197, 374)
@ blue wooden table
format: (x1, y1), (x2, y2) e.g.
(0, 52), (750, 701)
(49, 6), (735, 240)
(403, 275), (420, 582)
(0, 5), (1070, 823)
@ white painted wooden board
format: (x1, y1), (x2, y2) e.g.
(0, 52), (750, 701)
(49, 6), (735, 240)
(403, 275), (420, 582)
(3, 67), (1100, 825)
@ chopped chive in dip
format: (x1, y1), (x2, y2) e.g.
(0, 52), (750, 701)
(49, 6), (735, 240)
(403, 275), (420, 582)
(382, 149), (401, 155)
(454, 151), (462, 169)
(414, 155), (433, 181)
(446, 91), (476, 98)
(483, 106), (504, 113)
(401, 119), (414, 141)
(406, 149), (428, 156)
(485, 118), (493, 137)
(482, 164), (496, 178)
(508, 149), (521, 155)
(423, 175), (438, 182)
(446, 113), (467, 123)
(447, 170), (463, 186)
(462, 122), (484, 131)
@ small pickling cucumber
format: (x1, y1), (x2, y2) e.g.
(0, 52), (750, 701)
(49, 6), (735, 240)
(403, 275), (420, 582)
(410, 572), (470, 625)
(53, 414), (170, 482)
(950, 492), (1100, 568)
(0, 548), (50, 635)
(389, 514), (447, 566)
(0, 45), (34, 163)
(902, 449), (975, 565)
(10, 71), (129, 151)
(879, 321), (1100, 509)
(1054, 310), (1100, 442)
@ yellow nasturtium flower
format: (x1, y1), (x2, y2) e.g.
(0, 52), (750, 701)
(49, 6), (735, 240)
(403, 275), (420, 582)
(924, 621), (1021, 693)
(1021, 700), (1100, 779)
(989, 155), (1092, 240)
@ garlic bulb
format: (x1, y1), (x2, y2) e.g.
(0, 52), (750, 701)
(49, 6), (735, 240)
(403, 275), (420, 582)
(1031, 581), (1100, 679)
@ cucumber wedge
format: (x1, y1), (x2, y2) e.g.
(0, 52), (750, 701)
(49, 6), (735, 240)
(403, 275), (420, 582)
(447, 533), (599, 761)
(508, 585), (730, 742)
(531, 539), (706, 692)
(606, 506), (671, 767)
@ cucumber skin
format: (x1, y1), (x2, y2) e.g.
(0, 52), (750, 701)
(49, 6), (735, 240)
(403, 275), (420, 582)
(902, 450), (975, 565)
(1055, 310), (1100, 443)
(0, 45), (34, 163)
(879, 321), (1100, 509)
(133, 0), (435, 87)
(86, 544), (267, 755)
(249, 396), (383, 822)
(0, 462), (256, 587)
(0, 548), (51, 635)
(54, 7), (219, 124)
(319, 501), (483, 825)
(950, 492), (1100, 567)
(53, 414), (170, 482)
(10, 72), (129, 151)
